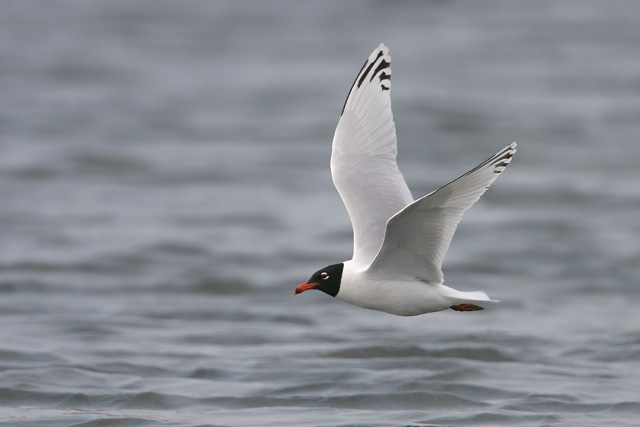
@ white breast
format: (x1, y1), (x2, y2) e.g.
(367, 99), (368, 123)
(335, 261), (453, 316)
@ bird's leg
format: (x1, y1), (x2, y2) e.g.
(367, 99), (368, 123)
(450, 304), (484, 311)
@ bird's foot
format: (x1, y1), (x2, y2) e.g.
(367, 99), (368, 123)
(450, 304), (484, 311)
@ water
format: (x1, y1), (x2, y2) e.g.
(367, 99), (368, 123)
(1, 1), (640, 426)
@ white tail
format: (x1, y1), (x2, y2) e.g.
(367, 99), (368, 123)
(442, 287), (500, 304)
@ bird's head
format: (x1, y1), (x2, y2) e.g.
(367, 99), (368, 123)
(294, 263), (344, 297)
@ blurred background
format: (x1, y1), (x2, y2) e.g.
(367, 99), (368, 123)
(1, 1), (639, 426)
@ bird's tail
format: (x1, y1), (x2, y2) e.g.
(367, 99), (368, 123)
(441, 287), (500, 304)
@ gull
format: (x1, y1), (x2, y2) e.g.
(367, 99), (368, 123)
(295, 44), (516, 316)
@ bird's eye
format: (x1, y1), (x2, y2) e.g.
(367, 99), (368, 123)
(320, 272), (329, 280)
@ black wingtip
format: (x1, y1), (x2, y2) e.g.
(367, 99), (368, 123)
(340, 44), (392, 116)
(492, 142), (517, 173)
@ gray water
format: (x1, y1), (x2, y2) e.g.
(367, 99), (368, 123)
(1, 1), (640, 426)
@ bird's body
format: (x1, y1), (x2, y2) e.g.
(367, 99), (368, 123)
(295, 44), (516, 316)
(338, 260), (471, 316)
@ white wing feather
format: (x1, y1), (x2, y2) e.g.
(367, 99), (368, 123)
(367, 142), (517, 283)
(331, 44), (413, 267)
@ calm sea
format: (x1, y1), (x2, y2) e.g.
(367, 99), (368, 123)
(1, 1), (640, 426)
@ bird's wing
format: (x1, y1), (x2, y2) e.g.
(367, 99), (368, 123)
(331, 44), (414, 267)
(366, 142), (517, 283)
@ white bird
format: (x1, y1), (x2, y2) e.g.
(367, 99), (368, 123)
(295, 44), (516, 316)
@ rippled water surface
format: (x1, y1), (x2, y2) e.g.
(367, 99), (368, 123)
(2, 1), (640, 426)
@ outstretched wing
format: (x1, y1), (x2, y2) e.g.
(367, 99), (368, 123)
(331, 44), (414, 267)
(367, 142), (517, 283)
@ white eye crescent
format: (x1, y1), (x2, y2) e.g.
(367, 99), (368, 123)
(320, 272), (329, 280)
